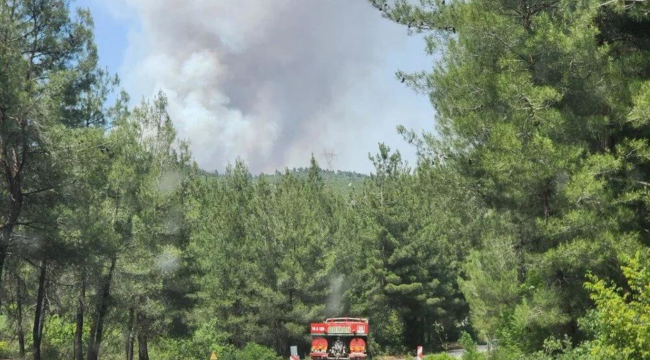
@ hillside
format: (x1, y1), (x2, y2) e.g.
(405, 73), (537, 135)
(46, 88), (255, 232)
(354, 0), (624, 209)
(202, 168), (368, 197)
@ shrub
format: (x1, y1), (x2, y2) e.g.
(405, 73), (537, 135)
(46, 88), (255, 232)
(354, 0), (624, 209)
(236, 343), (281, 360)
(150, 319), (229, 360)
(584, 252), (650, 359)
(487, 346), (523, 360)
(374, 310), (405, 354)
(486, 336), (592, 360)
(42, 314), (75, 359)
(152, 341), (280, 360)
(423, 354), (456, 360)
(460, 331), (486, 360)
(0, 340), (13, 358)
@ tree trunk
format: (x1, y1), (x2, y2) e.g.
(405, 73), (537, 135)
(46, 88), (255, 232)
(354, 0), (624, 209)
(32, 260), (47, 360)
(87, 257), (116, 360)
(126, 308), (136, 360)
(75, 268), (87, 360)
(541, 183), (551, 223)
(0, 244), (5, 311)
(137, 333), (149, 360)
(16, 274), (25, 357)
(0, 166), (24, 309)
(0, 226), (15, 310)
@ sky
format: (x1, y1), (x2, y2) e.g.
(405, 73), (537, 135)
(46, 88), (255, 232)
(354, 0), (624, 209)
(75, 0), (435, 174)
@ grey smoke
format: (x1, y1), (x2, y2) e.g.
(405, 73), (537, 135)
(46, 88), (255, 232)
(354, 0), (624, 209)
(156, 247), (181, 274)
(157, 170), (181, 192)
(116, 0), (432, 173)
(326, 275), (345, 317)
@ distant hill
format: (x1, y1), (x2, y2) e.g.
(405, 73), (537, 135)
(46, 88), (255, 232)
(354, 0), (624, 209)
(201, 168), (368, 197)
(259, 168), (367, 197)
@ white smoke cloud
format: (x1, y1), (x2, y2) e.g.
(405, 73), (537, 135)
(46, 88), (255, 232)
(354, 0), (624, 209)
(113, 0), (433, 173)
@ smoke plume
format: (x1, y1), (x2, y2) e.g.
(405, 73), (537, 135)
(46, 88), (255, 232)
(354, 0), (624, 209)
(326, 275), (345, 317)
(116, 0), (432, 173)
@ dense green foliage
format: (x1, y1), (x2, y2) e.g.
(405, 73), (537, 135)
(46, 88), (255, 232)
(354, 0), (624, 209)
(584, 252), (650, 359)
(204, 168), (367, 197)
(0, 0), (650, 360)
(424, 354), (455, 360)
(368, 0), (650, 358)
(259, 168), (367, 197)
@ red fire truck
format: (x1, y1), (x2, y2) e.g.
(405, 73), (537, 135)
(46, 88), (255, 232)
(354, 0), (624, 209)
(310, 318), (369, 360)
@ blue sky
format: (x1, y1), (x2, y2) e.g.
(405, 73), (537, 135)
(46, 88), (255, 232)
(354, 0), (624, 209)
(74, 0), (435, 174)
(76, 0), (130, 75)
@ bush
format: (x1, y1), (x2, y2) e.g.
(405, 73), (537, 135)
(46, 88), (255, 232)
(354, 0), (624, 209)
(213, 343), (280, 360)
(0, 315), (14, 359)
(584, 252), (650, 360)
(0, 340), (14, 358)
(150, 319), (229, 360)
(487, 346), (523, 360)
(460, 331), (486, 360)
(424, 354), (456, 360)
(42, 314), (75, 359)
(374, 310), (405, 354)
(236, 343), (281, 360)
(486, 337), (593, 360)
(153, 341), (280, 360)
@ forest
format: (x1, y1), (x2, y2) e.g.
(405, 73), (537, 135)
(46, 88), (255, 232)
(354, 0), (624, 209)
(0, 0), (650, 359)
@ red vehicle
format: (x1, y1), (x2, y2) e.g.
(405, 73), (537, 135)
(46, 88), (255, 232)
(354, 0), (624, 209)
(310, 318), (369, 360)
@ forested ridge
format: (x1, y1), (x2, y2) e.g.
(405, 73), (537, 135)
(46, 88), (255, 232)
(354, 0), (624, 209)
(202, 169), (368, 197)
(1, 0), (650, 360)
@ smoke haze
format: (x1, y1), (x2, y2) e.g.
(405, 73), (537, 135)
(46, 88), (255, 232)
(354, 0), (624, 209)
(112, 0), (433, 173)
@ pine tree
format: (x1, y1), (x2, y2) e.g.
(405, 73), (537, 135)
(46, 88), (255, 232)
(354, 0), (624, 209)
(373, 0), (650, 351)
(0, 0), (104, 310)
